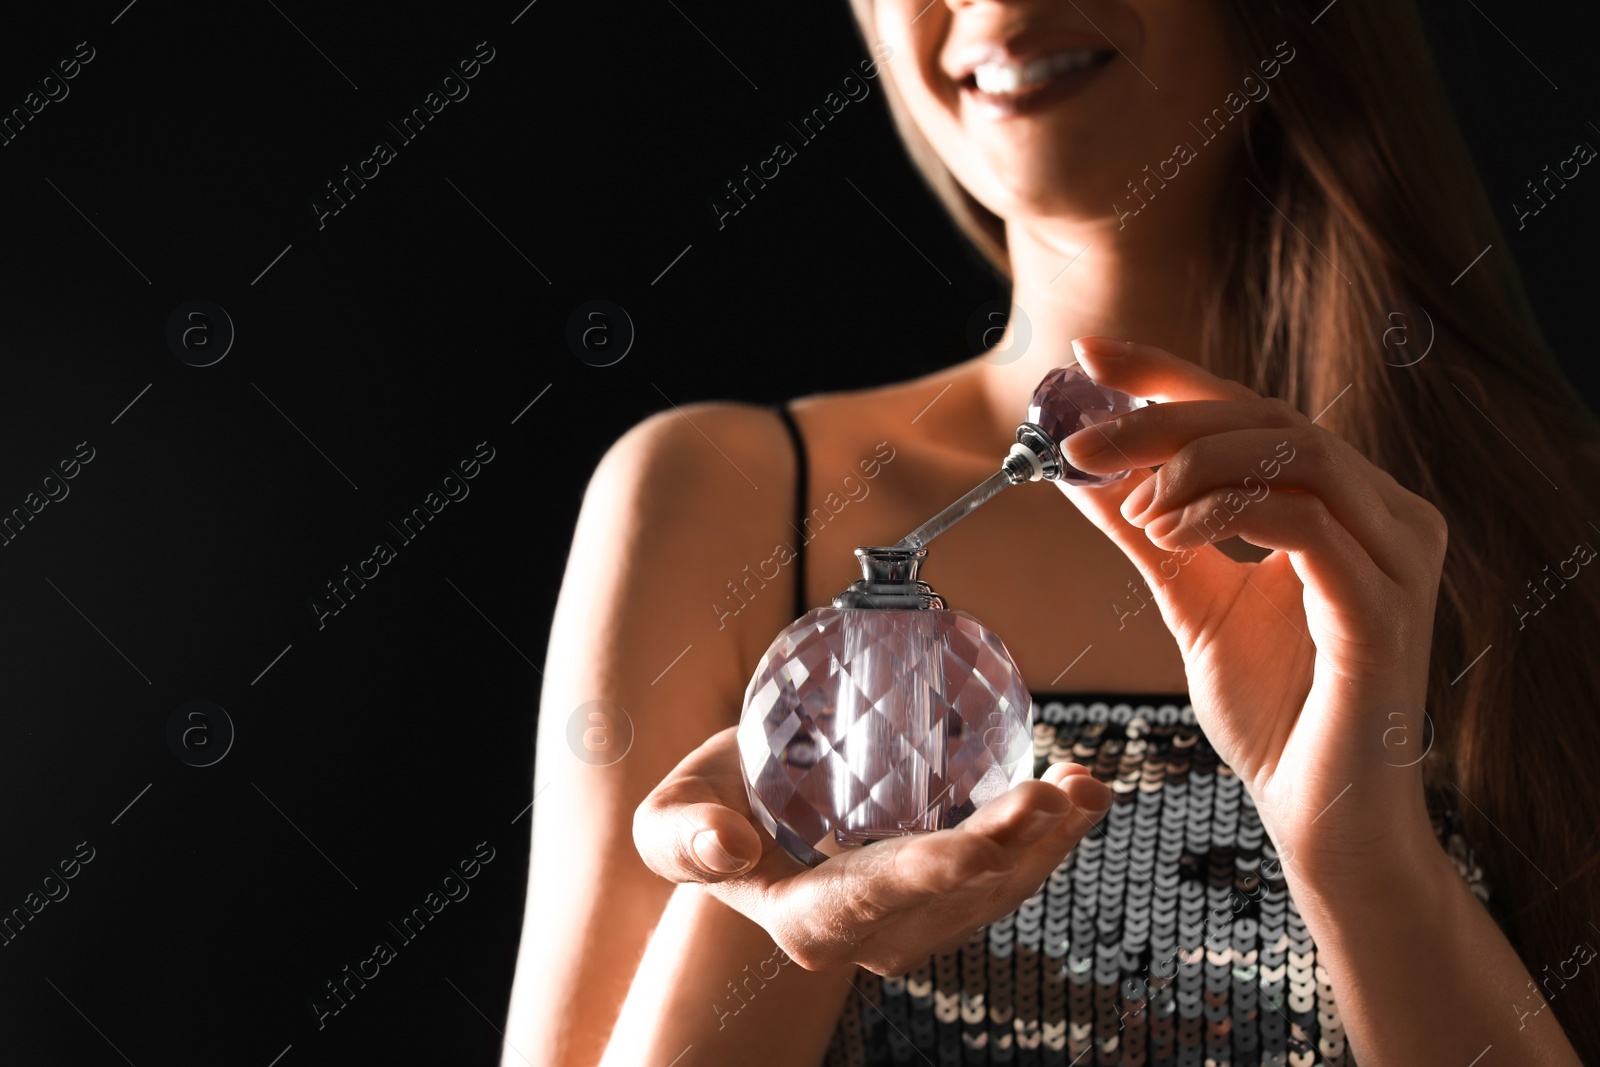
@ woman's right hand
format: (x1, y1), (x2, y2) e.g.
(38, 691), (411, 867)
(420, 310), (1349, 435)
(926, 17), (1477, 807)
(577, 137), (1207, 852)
(633, 725), (1114, 976)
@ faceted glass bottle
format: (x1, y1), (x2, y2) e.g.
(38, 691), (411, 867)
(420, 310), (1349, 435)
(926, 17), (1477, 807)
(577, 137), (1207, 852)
(738, 546), (1033, 867)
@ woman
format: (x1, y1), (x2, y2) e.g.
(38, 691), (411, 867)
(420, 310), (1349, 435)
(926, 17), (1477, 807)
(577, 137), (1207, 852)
(503, 0), (1600, 1063)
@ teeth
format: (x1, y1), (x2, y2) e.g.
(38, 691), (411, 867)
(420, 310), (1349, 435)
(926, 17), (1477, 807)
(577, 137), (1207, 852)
(972, 49), (1101, 96)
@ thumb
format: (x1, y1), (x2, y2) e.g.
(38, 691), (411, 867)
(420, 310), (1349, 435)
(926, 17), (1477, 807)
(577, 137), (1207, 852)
(632, 728), (765, 883)
(634, 800), (763, 883)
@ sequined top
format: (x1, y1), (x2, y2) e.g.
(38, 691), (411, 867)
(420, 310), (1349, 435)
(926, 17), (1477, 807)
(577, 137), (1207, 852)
(821, 694), (1491, 1067)
(766, 403), (1491, 1066)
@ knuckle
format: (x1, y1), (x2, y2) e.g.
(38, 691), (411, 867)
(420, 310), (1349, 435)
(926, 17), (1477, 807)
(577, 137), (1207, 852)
(1303, 496), (1336, 531)
(630, 800), (666, 868)
(669, 835), (707, 882)
(1157, 448), (1196, 494)
(888, 952), (921, 976)
(838, 851), (902, 927)
(1417, 499), (1449, 552)
(1136, 401), (1171, 436)
(783, 940), (832, 972)
(843, 876), (892, 926)
(1260, 396), (1302, 427)
(1189, 493), (1234, 541)
(1298, 430), (1337, 468)
(1279, 490), (1327, 529)
(819, 862), (887, 937)
(1374, 466), (1406, 495)
(867, 949), (917, 977)
(809, 949), (847, 972)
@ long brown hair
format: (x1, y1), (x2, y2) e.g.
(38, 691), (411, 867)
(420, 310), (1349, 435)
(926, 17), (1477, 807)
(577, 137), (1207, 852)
(851, 0), (1600, 1051)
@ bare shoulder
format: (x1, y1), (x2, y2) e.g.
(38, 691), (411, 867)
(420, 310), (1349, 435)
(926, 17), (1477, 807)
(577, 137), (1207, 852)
(596, 363), (967, 520)
(572, 400), (805, 683)
(596, 399), (794, 505)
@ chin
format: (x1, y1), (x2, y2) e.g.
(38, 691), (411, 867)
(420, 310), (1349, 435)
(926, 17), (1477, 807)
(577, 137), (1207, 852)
(936, 109), (1151, 224)
(962, 151), (1130, 229)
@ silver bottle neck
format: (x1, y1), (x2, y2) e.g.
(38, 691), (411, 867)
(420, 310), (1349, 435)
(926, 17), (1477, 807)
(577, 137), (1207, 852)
(831, 546), (946, 610)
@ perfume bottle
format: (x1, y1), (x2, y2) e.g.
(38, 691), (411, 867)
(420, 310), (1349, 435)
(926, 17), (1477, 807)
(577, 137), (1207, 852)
(738, 364), (1146, 867)
(739, 545), (1034, 867)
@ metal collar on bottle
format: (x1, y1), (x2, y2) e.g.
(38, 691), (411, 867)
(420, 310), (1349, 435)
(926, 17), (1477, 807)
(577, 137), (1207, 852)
(831, 546), (947, 610)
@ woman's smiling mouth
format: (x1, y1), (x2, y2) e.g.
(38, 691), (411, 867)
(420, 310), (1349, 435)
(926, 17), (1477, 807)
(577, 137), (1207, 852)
(957, 47), (1117, 119)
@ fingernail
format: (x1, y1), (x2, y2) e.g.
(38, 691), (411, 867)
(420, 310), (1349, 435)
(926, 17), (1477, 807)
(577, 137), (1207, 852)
(1040, 761), (1086, 787)
(1062, 425), (1111, 464)
(1081, 798), (1113, 820)
(1121, 477), (1158, 523)
(1063, 777), (1114, 818)
(1072, 335), (1128, 359)
(692, 829), (750, 874)
(1144, 511), (1183, 542)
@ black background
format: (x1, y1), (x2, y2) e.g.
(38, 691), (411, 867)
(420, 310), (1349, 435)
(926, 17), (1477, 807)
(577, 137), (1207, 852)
(0, 1), (1596, 1065)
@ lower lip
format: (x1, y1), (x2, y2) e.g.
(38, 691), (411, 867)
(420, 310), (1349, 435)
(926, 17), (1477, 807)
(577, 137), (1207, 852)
(962, 54), (1116, 119)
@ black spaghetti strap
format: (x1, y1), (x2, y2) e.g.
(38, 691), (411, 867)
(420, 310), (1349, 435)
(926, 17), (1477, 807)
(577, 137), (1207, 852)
(772, 403), (809, 619)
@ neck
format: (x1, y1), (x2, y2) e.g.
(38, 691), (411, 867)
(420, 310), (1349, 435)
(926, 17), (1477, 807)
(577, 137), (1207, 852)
(969, 190), (1222, 449)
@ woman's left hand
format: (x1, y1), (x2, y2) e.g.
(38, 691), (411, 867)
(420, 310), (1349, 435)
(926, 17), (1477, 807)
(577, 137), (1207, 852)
(1055, 335), (1450, 881)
